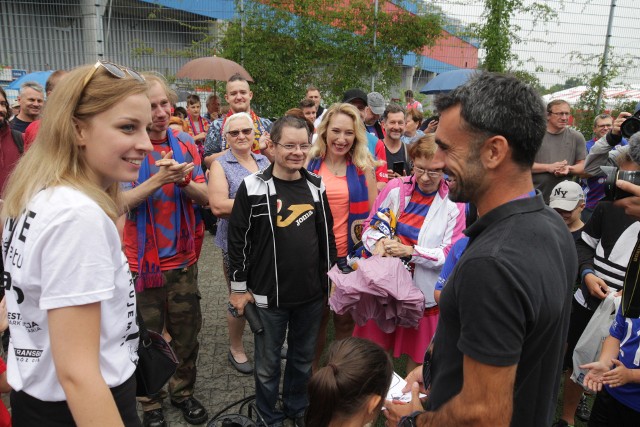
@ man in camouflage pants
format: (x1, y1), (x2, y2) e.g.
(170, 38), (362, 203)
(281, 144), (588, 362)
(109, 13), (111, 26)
(121, 74), (209, 427)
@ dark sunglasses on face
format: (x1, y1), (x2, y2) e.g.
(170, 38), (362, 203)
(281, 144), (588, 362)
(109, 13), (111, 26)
(227, 128), (253, 138)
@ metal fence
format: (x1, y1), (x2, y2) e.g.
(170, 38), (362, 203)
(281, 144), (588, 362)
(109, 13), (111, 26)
(427, 0), (640, 89)
(0, 0), (638, 94)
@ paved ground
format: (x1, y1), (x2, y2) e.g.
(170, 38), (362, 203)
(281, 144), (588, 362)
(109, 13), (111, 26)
(145, 236), (262, 426)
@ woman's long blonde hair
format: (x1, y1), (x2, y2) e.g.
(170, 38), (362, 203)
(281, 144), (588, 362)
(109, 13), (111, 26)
(310, 103), (378, 171)
(1, 63), (149, 222)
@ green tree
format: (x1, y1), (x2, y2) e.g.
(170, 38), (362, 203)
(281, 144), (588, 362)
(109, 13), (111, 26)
(220, 0), (442, 117)
(507, 69), (545, 94)
(572, 51), (634, 139)
(470, 0), (556, 73)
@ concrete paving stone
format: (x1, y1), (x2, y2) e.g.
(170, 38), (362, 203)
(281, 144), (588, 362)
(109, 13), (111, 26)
(137, 237), (273, 426)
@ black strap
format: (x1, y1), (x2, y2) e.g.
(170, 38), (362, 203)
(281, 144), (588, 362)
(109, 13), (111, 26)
(136, 307), (152, 347)
(11, 129), (24, 154)
(621, 232), (640, 318)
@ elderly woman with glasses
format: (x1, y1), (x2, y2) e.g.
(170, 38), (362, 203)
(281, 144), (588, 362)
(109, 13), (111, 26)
(209, 112), (270, 375)
(1, 61), (149, 426)
(306, 103), (378, 370)
(353, 134), (466, 373)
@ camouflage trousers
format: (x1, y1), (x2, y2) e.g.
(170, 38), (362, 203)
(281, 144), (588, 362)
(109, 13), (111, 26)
(136, 263), (203, 410)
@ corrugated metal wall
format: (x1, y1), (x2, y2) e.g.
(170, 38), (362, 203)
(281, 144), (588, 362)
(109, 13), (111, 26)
(0, 0), (217, 75)
(0, 1), (85, 72)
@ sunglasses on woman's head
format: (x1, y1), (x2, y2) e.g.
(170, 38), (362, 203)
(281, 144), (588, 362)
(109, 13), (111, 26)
(82, 61), (145, 89)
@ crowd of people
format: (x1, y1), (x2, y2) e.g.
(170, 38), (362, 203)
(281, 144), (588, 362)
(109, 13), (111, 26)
(1, 62), (640, 427)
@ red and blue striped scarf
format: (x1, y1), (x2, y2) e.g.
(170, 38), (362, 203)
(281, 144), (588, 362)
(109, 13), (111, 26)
(307, 157), (369, 251)
(134, 130), (194, 292)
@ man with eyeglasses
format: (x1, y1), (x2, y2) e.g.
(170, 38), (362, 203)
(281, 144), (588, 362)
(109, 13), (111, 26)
(9, 81), (44, 133)
(203, 73), (272, 168)
(532, 99), (586, 203)
(228, 115), (336, 427)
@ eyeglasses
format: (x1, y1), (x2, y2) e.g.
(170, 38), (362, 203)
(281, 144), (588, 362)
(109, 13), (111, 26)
(226, 128), (253, 138)
(596, 123), (612, 129)
(82, 60), (145, 89)
(275, 142), (312, 152)
(414, 166), (443, 179)
(549, 112), (571, 117)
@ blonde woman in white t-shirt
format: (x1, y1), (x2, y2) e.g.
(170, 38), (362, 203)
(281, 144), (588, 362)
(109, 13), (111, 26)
(1, 62), (152, 426)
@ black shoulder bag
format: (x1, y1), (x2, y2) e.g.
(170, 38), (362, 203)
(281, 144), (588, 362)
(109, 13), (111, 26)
(135, 308), (179, 397)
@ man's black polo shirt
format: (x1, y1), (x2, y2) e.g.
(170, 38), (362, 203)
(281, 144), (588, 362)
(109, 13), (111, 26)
(427, 192), (577, 426)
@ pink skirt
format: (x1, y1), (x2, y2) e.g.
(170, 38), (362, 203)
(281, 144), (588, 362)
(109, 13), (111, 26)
(353, 306), (439, 363)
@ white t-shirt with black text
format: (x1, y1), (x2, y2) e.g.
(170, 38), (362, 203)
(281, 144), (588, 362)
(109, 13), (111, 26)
(2, 186), (139, 401)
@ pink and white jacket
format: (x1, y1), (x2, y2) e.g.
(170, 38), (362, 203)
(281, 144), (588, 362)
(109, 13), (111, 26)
(362, 176), (466, 307)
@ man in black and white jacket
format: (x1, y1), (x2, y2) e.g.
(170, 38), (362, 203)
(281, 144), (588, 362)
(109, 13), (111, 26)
(554, 134), (640, 427)
(228, 115), (336, 427)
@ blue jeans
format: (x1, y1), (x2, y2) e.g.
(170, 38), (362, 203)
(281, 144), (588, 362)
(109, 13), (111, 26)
(254, 298), (323, 426)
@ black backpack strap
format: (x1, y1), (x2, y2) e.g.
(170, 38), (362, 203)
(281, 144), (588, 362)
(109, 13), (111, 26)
(11, 130), (24, 154)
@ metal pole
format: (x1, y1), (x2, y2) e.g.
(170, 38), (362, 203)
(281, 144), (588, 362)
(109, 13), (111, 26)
(370, 0), (378, 91)
(240, 0), (245, 66)
(595, 0), (617, 113)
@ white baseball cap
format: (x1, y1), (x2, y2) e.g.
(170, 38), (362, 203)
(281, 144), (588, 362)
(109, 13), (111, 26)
(549, 181), (585, 211)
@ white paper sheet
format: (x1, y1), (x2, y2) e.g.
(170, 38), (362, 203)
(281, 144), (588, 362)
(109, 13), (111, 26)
(385, 372), (427, 402)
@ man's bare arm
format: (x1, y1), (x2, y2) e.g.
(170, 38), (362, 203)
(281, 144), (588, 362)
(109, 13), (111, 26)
(180, 181), (208, 206)
(568, 159), (586, 177)
(417, 356), (516, 427)
(532, 161), (566, 174)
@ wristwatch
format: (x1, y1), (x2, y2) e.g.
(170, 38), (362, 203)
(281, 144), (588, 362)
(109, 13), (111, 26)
(399, 411), (424, 427)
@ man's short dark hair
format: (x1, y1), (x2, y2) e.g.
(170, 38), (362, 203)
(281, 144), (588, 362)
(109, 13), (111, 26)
(306, 85), (320, 94)
(271, 115), (311, 145)
(186, 94), (201, 105)
(382, 103), (405, 121)
(434, 72), (546, 168)
(299, 98), (316, 109)
(405, 89), (414, 98)
(228, 73), (248, 84)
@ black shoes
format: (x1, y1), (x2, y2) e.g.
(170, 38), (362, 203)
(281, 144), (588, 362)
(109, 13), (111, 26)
(171, 396), (209, 425)
(576, 394), (591, 422)
(142, 409), (166, 427)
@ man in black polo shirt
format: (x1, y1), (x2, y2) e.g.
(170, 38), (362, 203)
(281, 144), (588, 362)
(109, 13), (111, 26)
(385, 73), (578, 427)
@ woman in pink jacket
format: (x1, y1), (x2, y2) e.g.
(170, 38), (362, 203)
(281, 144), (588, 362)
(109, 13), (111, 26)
(354, 134), (466, 373)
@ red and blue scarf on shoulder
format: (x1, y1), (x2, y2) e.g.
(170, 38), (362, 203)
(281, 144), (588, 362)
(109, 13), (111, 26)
(307, 156), (369, 252)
